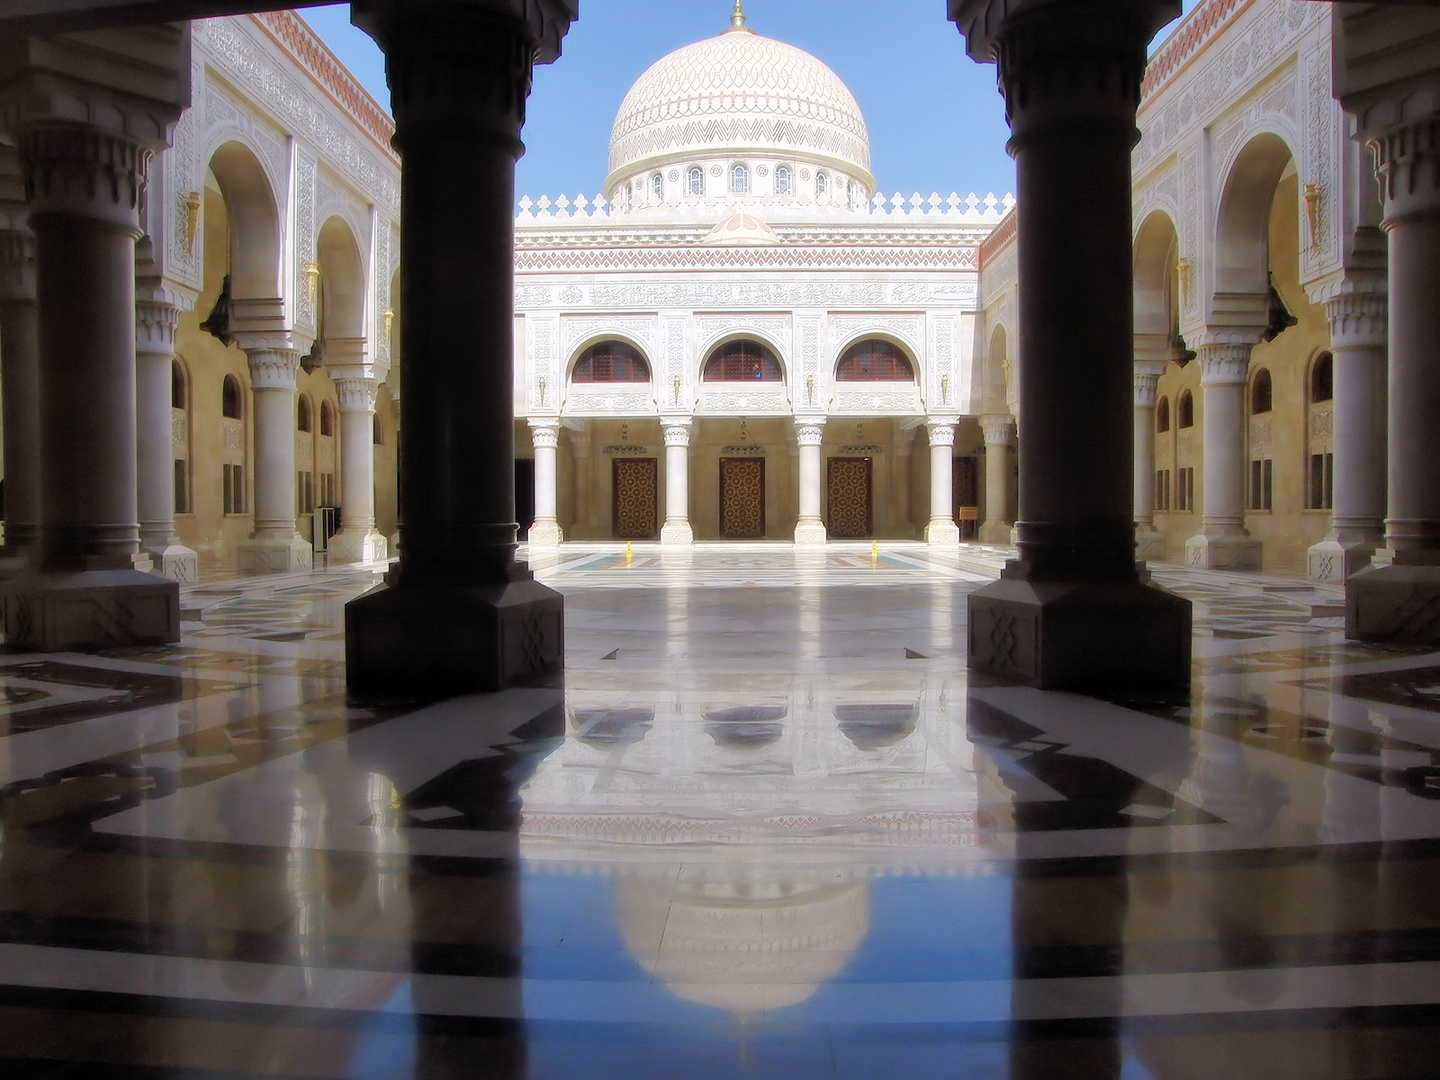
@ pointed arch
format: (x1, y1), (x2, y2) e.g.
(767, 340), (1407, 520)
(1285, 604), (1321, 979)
(317, 216), (367, 342)
(207, 141), (283, 301)
(1134, 209), (1181, 340)
(1214, 132), (1297, 302)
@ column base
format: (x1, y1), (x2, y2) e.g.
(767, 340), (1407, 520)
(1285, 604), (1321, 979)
(144, 540), (199, 585)
(968, 574), (1192, 692)
(389, 532), (400, 556)
(527, 519), (564, 548)
(346, 573), (564, 695)
(1308, 537), (1377, 583)
(237, 535), (313, 575)
(979, 520), (1013, 546)
(794, 518), (827, 545)
(3, 568), (180, 651)
(1185, 531), (1262, 571)
(1135, 528), (1167, 562)
(925, 518), (961, 545)
(328, 530), (389, 565)
(660, 519), (693, 545)
(1346, 562), (1440, 644)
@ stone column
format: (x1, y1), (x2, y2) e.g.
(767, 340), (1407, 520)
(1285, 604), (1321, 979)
(793, 420), (827, 545)
(2, 124), (179, 648)
(1133, 340), (1167, 561)
(660, 419), (693, 545)
(135, 299), (198, 582)
(1349, 108), (1440, 642)
(1309, 292), (1387, 582)
(235, 343), (312, 573)
(952, 0), (1190, 691)
(528, 419), (562, 547)
(925, 420), (961, 545)
(1185, 341), (1262, 570)
(346, 0), (569, 693)
(330, 375), (389, 564)
(979, 414), (1015, 545)
(0, 215), (39, 557)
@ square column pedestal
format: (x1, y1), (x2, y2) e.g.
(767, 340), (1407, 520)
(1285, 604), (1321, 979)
(969, 571), (1191, 692)
(347, 567), (564, 696)
(1347, 562), (1440, 645)
(5, 569), (179, 651)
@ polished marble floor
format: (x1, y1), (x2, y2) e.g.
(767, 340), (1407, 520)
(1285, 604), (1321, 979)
(3, 543), (1440, 1078)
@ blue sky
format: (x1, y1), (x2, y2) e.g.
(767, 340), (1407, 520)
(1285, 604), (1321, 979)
(300, 1), (1198, 203)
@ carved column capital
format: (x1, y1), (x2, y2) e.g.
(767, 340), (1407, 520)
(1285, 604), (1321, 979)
(17, 124), (151, 234)
(926, 421), (957, 448)
(245, 349), (300, 392)
(528, 418), (560, 449)
(1325, 292), (1388, 350)
(1196, 341), (1253, 387)
(1369, 114), (1440, 226)
(662, 421), (692, 448)
(135, 300), (180, 358)
(794, 421), (826, 447)
(335, 376), (381, 413)
(980, 414), (1015, 446)
(1133, 370), (1161, 409)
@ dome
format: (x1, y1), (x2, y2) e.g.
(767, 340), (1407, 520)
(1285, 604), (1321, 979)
(704, 212), (781, 246)
(606, 8), (873, 193)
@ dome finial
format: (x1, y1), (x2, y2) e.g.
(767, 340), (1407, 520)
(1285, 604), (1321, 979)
(728, 0), (749, 32)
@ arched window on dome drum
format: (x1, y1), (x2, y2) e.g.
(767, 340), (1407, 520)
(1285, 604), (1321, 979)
(836, 340), (915, 382)
(731, 162), (749, 194)
(1156, 396), (1171, 433)
(573, 341), (651, 383)
(1311, 352), (1333, 403)
(297, 395), (313, 433)
(703, 340), (782, 382)
(776, 165), (793, 196)
(651, 172), (663, 200)
(1177, 390), (1194, 429)
(1251, 368), (1272, 414)
(687, 166), (703, 196)
(222, 374), (244, 420)
(815, 171), (829, 198)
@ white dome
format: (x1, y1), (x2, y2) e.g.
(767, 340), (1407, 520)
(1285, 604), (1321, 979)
(606, 15), (873, 192)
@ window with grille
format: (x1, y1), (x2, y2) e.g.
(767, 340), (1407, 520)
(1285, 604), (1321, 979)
(1177, 391), (1194, 429)
(731, 162), (749, 194)
(1155, 469), (1171, 512)
(172, 361), (188, 409)
(1251, 368), (1273, 414)
(776, 165), (793, 196)
(687, 166), (703, 196)
(573, 341), (651, 383)
(836, 340), (915, 382)
(703, 340), (782, 382)
(222, 374), (243, 420)
(1310, 453), (1334, 510)
(320, 401), (334, 437)
(174, 460), (190, 515)
(651, 173), (663, 200)
(1175, 467), (1195, 511)
(1249, 459), (1273, 511)
(1311, 352), (1333, 403)
(816, 171), (829, 198)
(223, 464), (245, 515)
(297, 395), (313, 433)
(1156, 397), (1170, 433)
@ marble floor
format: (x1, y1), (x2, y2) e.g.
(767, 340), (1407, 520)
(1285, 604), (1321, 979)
(2, 543), (1440, 1078)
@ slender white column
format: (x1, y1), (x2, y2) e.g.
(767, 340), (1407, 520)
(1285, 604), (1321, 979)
(979, 414), (1014, 545)
(135, 299), (198, 582)
(236, 345), (312, 574)
(528, 419), (562, 547)
(660, 420), (693, 545)
(793, 420), (826, 545)
(0, 221), (39, 555)
(925, 420), (960, 545)
(1133, 352), (1167, 561)
(1309, 292), (1387, 581)
(1185, 341), (1262, 570)
(330, 375), (388, 564)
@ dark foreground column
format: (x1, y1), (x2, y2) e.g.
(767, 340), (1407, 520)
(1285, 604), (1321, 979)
(0, 151), (39, 559)
(951, 0), (1190, 692)
(346, 0), (573, 694)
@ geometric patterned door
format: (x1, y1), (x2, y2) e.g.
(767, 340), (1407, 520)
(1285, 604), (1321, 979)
(612, 457), (659, 539)
(719, 457), (766, 539)
(827, 457), (872, 539)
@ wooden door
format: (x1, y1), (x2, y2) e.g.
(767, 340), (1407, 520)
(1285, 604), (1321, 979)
(827, 457), (872, 539)
(719, 457), (766, 539)
(612, 457), (658, 539)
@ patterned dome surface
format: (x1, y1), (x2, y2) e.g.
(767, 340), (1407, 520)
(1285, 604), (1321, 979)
(607, 24), (872, 186)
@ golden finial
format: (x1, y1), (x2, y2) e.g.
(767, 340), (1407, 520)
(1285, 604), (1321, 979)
(729, 0), (748, 32)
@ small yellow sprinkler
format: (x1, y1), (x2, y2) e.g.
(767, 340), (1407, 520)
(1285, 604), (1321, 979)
(625, 541), (634, 565)
(871, 540), (879, 564)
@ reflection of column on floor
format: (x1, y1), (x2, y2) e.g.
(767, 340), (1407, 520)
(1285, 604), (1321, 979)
(1133, 334), (1167, 561)
(0, 157), (39, 557)
(930, 579), (954, 655)
(345, 0), (570, 693)
(330, 368), (389, 564)
(660, 419), (693, 545)
(1, 28), (187, 649)
(136, 299), (199, 582)
(528, 419), (562, 547)
(953, 0), (1191, 691)
(794, 419), (827, 544)
(1185, 340), (1263, 570)
(978, 415), (1014, 545)
(893, 425), (916, 536)
(570, 424), (593, 537)
(1309, 289), (1386, 582)
(925, 419), (960, 546)
(796, 558), (823, 662)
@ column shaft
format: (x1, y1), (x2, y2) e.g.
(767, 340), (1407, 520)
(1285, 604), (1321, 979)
(660, 422), (692, 545)
(528, 420), (562, 547)
(235, 346), (312, 573)
(1133, 355), (1166, 560)
(329, 378), (388, 564)
(1184, 343), (1262, 570)
(925, 421), (960, 545)
(794, 421), (826, 544)
(136, 299), (197, 582)
(0, 229), (39, 553)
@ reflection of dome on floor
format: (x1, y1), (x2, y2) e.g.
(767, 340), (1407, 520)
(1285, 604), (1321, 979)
(615, 867), (869, 1019)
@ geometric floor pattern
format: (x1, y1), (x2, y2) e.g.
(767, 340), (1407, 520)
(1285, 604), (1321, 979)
(2, 542), (1439, 1078)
